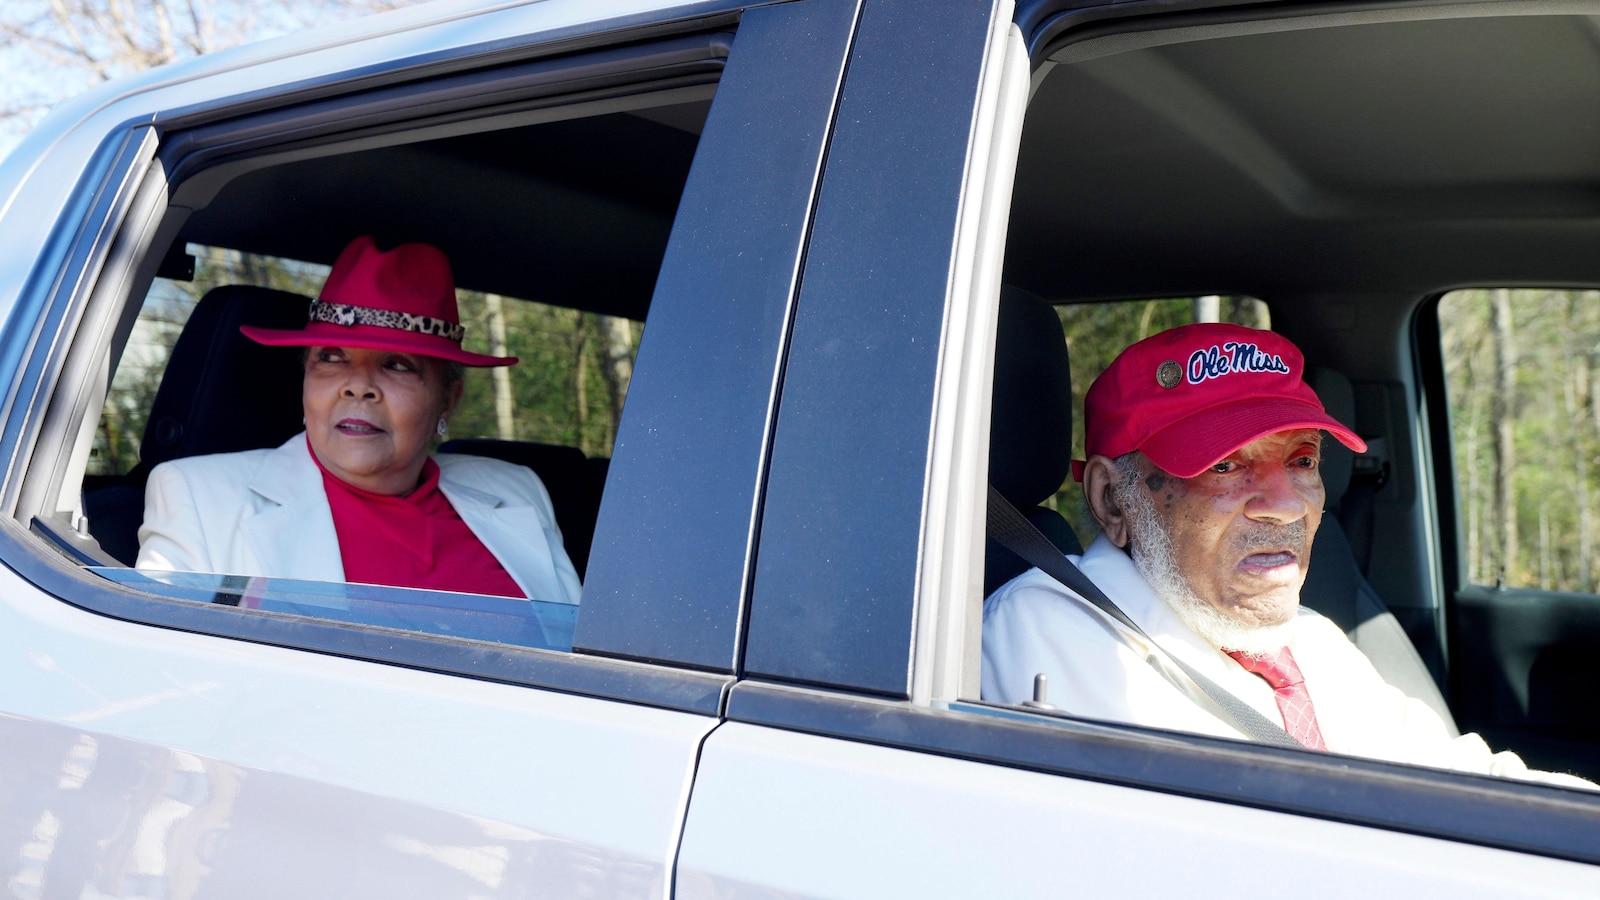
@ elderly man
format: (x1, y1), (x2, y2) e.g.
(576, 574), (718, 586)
(982, 323), (1589, 787)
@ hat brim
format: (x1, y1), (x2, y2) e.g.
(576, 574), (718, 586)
(240, 322), (517, 368)
(1138, 396), (1366, 479)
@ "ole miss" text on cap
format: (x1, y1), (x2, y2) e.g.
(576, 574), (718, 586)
(1187, 341), (1291, 384)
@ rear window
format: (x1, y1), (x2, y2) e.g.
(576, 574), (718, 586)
(1439, 288), (1599, 592)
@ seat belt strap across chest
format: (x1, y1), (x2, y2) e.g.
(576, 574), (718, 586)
(985, 485), (1302, 749)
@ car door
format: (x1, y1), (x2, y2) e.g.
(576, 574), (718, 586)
(675, 0), (1600, 895)
(0, 0), (855, 895)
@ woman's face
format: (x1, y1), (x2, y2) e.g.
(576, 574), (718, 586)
(302, 346), (462, 495)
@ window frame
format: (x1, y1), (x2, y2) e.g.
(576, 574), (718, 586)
(741, 0), (1010, 698)
(1420, 287), (1600, 784)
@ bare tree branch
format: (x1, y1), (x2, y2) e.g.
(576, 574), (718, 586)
(0, 0), (429, 157)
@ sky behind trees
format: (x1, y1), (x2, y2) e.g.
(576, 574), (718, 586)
(0, 0), (425, 159)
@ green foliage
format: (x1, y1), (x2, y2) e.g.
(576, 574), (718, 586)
(453, 293), (637, 456)
(1440, 289), (1600, 592)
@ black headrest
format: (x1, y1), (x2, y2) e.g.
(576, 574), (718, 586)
(436, 439), (589, 485)
(988, 285), (1073, 507)
(1304, 366), (1355, 506)
(139, 285), (310, 472)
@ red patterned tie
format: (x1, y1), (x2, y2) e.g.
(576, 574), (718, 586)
(1224, 647), (1327, 750)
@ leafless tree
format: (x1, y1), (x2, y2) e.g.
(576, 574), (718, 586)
(1490, 287), (1518, 585)
(0, 0), (420, 152)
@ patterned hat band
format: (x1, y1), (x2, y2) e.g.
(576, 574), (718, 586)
(308, 301), (466, 343)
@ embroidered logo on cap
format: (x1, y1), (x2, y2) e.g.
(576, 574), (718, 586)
(1187, 340), (1291, 384)
(1156, 360), (1183, 389)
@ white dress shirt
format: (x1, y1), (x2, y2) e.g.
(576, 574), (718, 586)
(983, 534), (1591, 787)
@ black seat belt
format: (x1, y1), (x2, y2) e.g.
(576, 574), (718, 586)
(985, 485), (1302, 749)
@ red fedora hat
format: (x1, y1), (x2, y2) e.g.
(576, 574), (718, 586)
(240, 236), (517, 367)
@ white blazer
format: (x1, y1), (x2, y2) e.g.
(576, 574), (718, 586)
(135, 433), (581, 605)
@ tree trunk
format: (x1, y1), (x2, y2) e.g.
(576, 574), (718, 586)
(1490, 288), (1518, 585)
(1226, 296), (1271, 330)
(482, 293), (515, 440)
(572, 313), (590, 454)
(1571, 337), (1592, 592)
(1465, 383), (1483, 585)
(596, 315), (635, 454)
(1539, 505), (1551, 590)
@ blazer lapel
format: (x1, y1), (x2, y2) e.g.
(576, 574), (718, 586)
(440, 478), (561, 601)
(241, 435), (346, 583)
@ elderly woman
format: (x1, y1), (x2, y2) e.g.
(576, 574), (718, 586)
(135, 236), (580, 605)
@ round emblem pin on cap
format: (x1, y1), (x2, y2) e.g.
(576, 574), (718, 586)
(1156, 360), (1183, 389)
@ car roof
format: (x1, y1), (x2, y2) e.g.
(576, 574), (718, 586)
(175, 101), (711, 320)
(1004, 6), (1600, 301)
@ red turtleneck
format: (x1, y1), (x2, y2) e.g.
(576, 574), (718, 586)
(310, 438), (524, 598)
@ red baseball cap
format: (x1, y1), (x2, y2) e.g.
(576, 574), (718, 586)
(1074, 323), (1365, 480)
(240, 235), (517, 367)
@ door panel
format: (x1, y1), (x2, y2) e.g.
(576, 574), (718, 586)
(0, 715), (667, 897)
(677, 722), (1600, 899)
(744, 0), (1003, 696)
(0, 562), (713, 897)
(1453, 587), (1600, 780)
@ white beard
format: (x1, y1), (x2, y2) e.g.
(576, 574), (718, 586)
(1119, 476), (1295, 656)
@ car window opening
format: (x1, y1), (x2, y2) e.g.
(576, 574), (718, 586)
(69, 96), (712, 651)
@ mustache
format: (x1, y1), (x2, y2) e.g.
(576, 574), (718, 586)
(1231, 519), (1308, 554)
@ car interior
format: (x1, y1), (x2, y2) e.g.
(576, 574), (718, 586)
(72, 99), (714, 586)
(997, 5), (1600, 779)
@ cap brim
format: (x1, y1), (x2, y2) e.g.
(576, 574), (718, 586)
(241, 322), (517, 368)
(1139, 396), (1366, 478)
